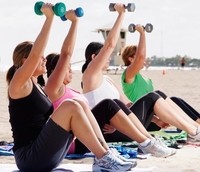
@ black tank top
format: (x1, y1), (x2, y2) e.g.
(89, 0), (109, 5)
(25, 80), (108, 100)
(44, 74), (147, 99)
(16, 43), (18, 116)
(9, 83), (53, 152)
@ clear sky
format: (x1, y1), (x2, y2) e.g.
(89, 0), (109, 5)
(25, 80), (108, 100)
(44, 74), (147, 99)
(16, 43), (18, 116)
(1, 0), (200, 70)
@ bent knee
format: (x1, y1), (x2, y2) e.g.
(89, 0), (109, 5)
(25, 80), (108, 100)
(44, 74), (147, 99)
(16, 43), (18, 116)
(51, 100), (83, 127)
(72, 98), (88, 110)
(59, 99), (82, 113)
(155, 90), (167, 99)
(146, 92), (160, 102)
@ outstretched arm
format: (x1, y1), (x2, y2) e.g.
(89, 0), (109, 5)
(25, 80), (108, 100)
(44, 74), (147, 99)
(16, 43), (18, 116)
(85, 4), (125, 78)
(9, 3), (54, 97)
(125, 25), (146, 83)
(45, 10), (78, 100)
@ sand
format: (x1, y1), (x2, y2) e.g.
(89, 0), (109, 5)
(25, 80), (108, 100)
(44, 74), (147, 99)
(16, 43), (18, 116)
(1, 68), (200, 172)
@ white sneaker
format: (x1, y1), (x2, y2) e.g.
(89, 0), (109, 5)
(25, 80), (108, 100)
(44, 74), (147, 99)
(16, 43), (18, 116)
(155, 137), (177, 152)
(109, 147), (137, 168)
(187, 127), (200, 142)
(138, 139), (176, 158)
(92, 151), (132, 172)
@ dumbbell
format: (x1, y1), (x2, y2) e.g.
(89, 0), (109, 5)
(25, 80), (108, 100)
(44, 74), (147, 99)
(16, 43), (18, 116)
(109, 3), (135, 12)
(60, 7), (84, 21)
(34, 1), (66, 17)
(128, 23), (153, 33)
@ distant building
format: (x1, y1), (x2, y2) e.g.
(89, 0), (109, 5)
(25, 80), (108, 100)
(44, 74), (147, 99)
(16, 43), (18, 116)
(94, 26), (127, 66)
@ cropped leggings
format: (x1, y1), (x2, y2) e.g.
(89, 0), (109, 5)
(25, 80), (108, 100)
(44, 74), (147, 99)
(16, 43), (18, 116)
(75, 92), (161, 153)
(155, 90), (200, 121)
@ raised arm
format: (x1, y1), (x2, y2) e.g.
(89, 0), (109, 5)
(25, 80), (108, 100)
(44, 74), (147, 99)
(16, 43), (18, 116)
(125, 25), (146, 83)
(86, 3), (125, 76)
(82, 4), (125, 93)
(9, 3), (54, 98)
(45, 10), (78, 100)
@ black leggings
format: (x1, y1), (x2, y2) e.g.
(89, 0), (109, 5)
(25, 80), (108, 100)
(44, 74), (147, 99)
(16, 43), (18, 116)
(15, 119), (73, 172)
(74, 98), (132, 154)
(155, 90), (200, 121)
(171, 97), (200, 120)
(75, 93), (161, 154)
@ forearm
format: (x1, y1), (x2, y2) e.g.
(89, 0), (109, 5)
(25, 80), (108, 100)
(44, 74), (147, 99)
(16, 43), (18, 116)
(32, 17), (54, 58)
(61, 20), (78, 58)
(106, 13), (125, 47)
(137, 31), (146, 60)
(22, 15), (54, 79)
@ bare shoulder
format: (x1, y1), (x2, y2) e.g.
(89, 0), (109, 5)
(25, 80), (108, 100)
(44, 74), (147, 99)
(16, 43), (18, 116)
(9, 79), (32, 99)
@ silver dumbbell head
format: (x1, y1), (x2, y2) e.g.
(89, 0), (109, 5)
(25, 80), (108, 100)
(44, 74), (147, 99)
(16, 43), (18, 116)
(126, 3), (135, 12)
(145, 23), (153, 33)
(109, 3), (115, 11)
(128, 24), (136, 33)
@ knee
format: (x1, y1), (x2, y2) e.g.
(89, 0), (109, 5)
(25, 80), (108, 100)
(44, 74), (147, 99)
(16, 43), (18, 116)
(146, 92), (161, 102)
(51, 100), (84, 131)
(155, 90), (167, 99)
(99, 98), (115, 106)
(59, 99), (83, 115)
(72, 98), (89, 110)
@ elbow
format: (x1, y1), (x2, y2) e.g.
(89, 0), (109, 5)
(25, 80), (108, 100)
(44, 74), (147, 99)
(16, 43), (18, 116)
(61, 51), (73, 59)
(104, 41), (116, 51)
(138, 54), (146, 61)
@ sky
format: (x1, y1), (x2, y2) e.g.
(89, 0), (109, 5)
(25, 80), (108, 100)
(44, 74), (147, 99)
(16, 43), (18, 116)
(1, 0), (200, 70)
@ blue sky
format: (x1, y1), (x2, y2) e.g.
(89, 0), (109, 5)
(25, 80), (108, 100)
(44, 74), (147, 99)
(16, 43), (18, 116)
(1, 0), (200, 70)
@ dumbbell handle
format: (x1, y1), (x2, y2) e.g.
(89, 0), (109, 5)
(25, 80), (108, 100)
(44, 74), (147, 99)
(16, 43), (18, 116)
(128, 23), (153, 33)
(61, 7), (84, 21)
(109, 3), (135, 12)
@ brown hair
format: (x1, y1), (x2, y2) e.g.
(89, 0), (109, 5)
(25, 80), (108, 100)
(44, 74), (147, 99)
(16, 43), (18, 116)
(122, 45), (137, 66)
(6, 41), (33, 85)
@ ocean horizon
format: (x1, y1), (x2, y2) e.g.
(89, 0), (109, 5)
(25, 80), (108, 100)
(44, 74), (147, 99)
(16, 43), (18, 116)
(1, 64), (199, 73)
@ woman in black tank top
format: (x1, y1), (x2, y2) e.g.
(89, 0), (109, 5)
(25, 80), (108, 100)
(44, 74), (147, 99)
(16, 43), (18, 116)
(6, 4), (133, 172)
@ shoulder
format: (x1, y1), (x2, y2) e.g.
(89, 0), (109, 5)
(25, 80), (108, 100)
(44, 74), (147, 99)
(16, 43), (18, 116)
(9, 79), (33, 99)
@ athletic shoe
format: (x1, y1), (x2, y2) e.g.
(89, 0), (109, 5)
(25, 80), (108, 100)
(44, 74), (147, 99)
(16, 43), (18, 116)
(109, 147), (137, 168)
(138, 139), (176, 158)
(187, 127), (200, 142)
(155, 137), (177, 153)
(92, 151), (132, 172)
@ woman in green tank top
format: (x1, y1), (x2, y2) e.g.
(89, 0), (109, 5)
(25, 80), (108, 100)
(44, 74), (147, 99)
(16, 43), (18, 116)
(121, 24), (200, 141)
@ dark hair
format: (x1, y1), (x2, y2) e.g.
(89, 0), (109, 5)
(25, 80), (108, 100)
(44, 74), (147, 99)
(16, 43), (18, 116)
(46, 53), (60, 78)
(37, 75), (45, 87)
(81, 42), (103, 73)
(6, 41), (33, 85)
(6, 65), (17, 85)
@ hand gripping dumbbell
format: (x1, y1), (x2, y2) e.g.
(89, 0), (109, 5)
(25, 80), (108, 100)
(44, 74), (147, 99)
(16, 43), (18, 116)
(60, 7), (84, 21)
(128, 23), (153, 33)
(34, 1), (66, 17)
(109, 3), (135, 12)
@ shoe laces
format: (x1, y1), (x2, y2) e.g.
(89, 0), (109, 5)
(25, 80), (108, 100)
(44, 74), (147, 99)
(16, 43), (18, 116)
(97, 151), (123, 169)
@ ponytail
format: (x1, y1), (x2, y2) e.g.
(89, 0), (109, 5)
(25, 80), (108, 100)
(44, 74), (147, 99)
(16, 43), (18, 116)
(81, 61), (89, 74)
(6, 65), (17, 85)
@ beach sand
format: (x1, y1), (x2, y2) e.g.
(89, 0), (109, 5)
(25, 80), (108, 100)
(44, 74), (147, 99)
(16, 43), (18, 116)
(1, 68), (200, 171)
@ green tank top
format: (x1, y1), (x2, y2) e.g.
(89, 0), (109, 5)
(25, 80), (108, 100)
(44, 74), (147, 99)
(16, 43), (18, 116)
(121, 71), (154, 103)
